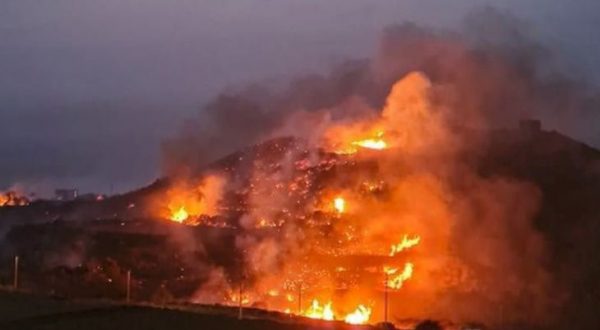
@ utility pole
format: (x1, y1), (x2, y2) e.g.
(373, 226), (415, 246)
(297, 283), (302, 314)
(126, 270), (131, 303)
(384, 272), (389, 323)
(237, 252), (246, 320)
(238, 276), (244, 320)
(13, 256), (19, 290)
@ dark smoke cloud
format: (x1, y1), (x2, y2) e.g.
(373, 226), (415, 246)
(163, 6), (600, 176)
(161, 61), (376, 175)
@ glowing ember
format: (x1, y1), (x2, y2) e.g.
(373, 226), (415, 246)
(170, 206), (189, 223)
(344, 305), (372, 325)
(333, 197), (346, 214)
(390, 234), (421, 256)
(385, 262), (414, 289)
(304, 299), (334, 321)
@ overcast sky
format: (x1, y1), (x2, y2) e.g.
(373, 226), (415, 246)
(1, 0), (599, 195)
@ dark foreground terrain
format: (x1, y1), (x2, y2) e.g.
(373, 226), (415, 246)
(0, 290), (376, 330)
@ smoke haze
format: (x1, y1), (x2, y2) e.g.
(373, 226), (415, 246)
(1, 1), (600, 194)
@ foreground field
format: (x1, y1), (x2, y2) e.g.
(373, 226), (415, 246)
(0, 290), (374, 330)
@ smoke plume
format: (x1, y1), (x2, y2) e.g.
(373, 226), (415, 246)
(160, 6), (600, 328)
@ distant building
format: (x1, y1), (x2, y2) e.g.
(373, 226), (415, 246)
(519, 119), (541, 133)
(78, 193), (106, 201)
(55, 189), (78, 201)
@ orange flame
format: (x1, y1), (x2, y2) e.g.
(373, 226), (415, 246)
(0, 191), (29, 207)
(344, 305), (372, 324)
(351, 131), (388, 151)
(302, 300), (372, 325)
(0, 194), (8, 207)
(164, 174), (225, 224)
(304, 299), (334, 321)
(390, 234), (421, 256)
(331, 130), (389, 154)
(353, 139), (387, 150)
(333, 197), (346, 214)
(228, 292), (250, 306)
(170, 206), (189, 223)
(385, 262), (414, 290)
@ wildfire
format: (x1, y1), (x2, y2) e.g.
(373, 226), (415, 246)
(385, 262), (414, 290)
(390, 235), (421, 256)
(333, 197), (346, 214)
(304, 299), (334, 321)
(344, 305), (372, 325)
(160, 72), (459, 324)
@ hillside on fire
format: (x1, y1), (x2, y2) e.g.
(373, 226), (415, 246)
(2, 109), (600, 330)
